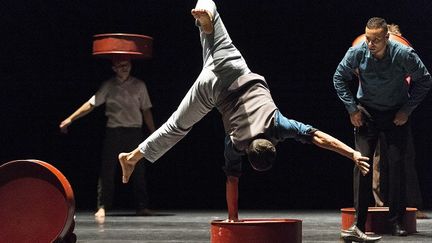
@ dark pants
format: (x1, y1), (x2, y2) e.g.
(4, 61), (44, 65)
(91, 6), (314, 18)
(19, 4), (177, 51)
(374, 126), (423, 208)
(353, 106), (407, 231)
(97, 127), (149, 210)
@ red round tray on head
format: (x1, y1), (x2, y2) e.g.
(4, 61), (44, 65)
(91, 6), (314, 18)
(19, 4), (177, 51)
(92, 33), (153, 60)
(0, 159), (75, 242)
(352, 33), (412, 47)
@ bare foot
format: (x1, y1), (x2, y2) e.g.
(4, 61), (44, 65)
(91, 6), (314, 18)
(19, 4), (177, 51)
(94, 207), (105, 217)
(191, 9), (213, 34)
(95, 216), (105, 225)
(118, 152), (137, 183)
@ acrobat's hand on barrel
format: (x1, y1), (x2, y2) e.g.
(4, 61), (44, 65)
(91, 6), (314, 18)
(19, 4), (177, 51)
(223, 218), (242, 223)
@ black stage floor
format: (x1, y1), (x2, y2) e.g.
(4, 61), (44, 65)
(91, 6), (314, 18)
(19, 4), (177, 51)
(74, 209), (432, 242)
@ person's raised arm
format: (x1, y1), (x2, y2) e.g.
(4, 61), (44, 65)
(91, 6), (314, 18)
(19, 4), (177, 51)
(311, 130), (370, 175)
(59, 101), (95, 133)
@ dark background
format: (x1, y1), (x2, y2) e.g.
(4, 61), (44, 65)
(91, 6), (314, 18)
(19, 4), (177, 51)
(1, 0), (431, 211)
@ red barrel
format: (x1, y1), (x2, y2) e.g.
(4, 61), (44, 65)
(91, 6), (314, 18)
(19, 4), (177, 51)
(0, 160), (75, 242)
(341, 207), (417, 234)
(92, 33), (153, 60)
(211, 218), (302, 243)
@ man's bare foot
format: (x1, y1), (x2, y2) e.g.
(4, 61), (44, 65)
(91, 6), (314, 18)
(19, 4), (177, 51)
(118, 152), (137, 183)
(191, 9), (213, 34)
(95, 216), (105, 225)
(94, 207), (105, 217)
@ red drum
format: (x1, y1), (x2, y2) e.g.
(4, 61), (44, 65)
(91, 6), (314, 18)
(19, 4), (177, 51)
(352, 33), (412, 47)
(93, 33), (153, 60)
(211, 218), (302, 243)
(341, 207), (417, 234)
(0, 160), (75, 242)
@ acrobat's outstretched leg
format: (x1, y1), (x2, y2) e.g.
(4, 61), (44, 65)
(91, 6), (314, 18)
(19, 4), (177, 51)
(191, 8), (213, 34)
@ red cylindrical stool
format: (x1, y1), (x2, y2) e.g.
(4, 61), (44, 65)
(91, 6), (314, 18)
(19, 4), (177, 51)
(211, 219), (302, 243)
(0, 160), (76, 242)
(341, 207), (417, 234)
(92, 33), (153, 60)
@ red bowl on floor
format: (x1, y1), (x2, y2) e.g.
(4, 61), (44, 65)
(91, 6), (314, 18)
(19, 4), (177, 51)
(0, 160), (75, 242)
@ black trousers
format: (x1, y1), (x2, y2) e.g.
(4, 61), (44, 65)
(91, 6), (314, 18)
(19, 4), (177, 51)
(353, 106), (407, 231)
(375, 126), (423, 208)
(97, 127), (149, 210)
